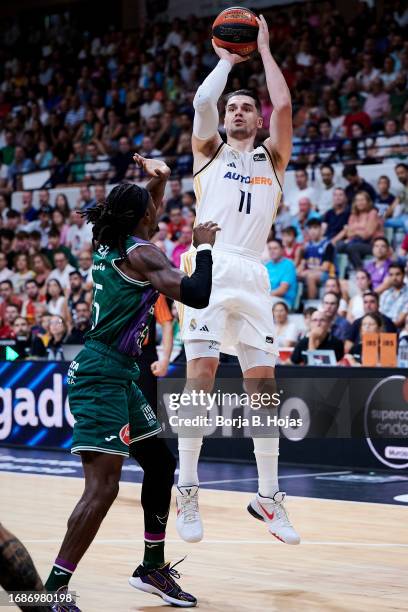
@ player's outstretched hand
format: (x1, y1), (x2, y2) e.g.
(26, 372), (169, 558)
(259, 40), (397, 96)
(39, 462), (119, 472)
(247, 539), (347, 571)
(133, 154), (171, 179)
(211, 39), (250, 65)
(256, 14), (270, 53)
(193, 221), (221, 247)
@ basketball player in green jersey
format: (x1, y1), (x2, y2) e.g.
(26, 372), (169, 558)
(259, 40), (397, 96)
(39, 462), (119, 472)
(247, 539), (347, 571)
(45, 156), (219, 610)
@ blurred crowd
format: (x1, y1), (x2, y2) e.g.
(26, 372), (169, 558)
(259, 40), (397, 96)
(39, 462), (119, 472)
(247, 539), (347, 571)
(0, 0), (408, 366)
(0, 0), (407, 193)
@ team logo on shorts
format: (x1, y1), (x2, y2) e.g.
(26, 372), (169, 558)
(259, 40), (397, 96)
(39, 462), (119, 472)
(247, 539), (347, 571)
(189, 318), (197, 331)
(265, 336), (274, 344)
(119, 424), (130, 445)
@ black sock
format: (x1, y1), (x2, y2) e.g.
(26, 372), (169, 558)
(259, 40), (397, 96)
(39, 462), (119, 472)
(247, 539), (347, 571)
(45, 558), (76, 592)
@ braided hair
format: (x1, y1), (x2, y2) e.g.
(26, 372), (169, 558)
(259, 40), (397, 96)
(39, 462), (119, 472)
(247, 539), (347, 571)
(80, 183), (150, 260)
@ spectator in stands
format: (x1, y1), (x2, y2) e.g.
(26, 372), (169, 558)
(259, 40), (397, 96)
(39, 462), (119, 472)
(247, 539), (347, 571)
(26, 205), (52, 248)
(167, 206), (186, 240)
(290, 311), (344, 364)
(364, 237), (393, 294)
(14, 231), (30, 256)
(51, 209), (69, 246)
(356, 53), (379, 91)
(0, 195), (9, 221)
(343, 313), (383, 366)
(109, 136), (133, 182)
(284, 168), (317, 216)
(5, 209), (21, 233)
(171, 225), (192, 268)
(76, 250), (93, 288)
(384, 163), (408, 232)
(46, 228), (77, 267)
(153, 221), (175, 258)
(84, 142), (109, 181)
(363, 78), (390, 126)
(292, 197), (320, 242)
(0, 279), (22, 320)
(53, 193), (71, 219)
(35, 139), (54, 170)
(65, 301), (92, 344)
(298, 219), (335, 299)
(342, 165), (377, 204)
(265, 239), (297, 309)
(399, 233), (408, 260)
(282, 226), (303, 268)
(0, 252), (12, 283)
(10, 253), (35, 294)
(31, 314), (67, 360)
(345, 290), (396, 352)
(272, 301), (299, 348)
(165, 177), (183, 212)
(0, 303), (20, 339)
(7, 146), (35, 189)
(375, 119), (405, 159)
(21, 279), (45, 326)
(66, 210), (92, 257)
(343, 94), (372, 138)
(325, 46), (346, 85)
(11, 315), (33, 359)
(21, 191), (38, 222)
(63, 270), (90, 323)
(322, 187), (350, 243)
(321, 291), (351, 341)
(0, 229), (16, 268)
(346, 269), (372, 323)
(374, 175), (395, 218)
(38, 189), (51, 208)
(45, 278), (65, 316)
(47, 249), (75, 289)
(316, 164), (338, 214)
(76, 185), (96, 211)
(379, 263), (408, 329)
(31, 253), (51, 291)
(336, 191), (382, 268)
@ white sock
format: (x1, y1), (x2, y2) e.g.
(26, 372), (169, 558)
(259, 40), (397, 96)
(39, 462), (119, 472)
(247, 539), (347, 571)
(253, 437), (279, 498)
(177, 437), (203, 487)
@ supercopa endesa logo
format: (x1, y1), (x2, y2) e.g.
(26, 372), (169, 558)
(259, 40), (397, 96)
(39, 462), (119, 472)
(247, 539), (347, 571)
(364, 376), (408, 469)
(119, 424), (130, 445)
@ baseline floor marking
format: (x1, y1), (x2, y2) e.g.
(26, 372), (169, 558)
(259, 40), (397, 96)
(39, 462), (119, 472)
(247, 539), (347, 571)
(200, 470), (352, 485)
(22, 538), (408, 548)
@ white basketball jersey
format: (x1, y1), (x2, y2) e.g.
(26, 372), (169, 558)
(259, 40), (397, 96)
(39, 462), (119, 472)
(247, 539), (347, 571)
(193, 142), (282, 255)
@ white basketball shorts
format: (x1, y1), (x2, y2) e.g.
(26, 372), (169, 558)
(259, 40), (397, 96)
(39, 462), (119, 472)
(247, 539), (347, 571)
(178, 245), (277, 359)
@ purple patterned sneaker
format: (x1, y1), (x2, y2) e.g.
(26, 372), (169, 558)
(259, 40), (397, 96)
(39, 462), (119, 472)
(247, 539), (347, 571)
(128, 558), (197, 607)
(51, 586), (81, 612)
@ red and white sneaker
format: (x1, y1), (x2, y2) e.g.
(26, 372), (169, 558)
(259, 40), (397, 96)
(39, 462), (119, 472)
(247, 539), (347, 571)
(247, 491), (300, 545)
(176, 485), (203, 543)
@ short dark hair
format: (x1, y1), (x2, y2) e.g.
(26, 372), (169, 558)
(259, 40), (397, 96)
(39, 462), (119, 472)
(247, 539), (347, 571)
(363, 290), (379, 302)
(49, 228), (61, 238)
(378, 175), (390, 184)
(267, 238), (283, 248)
(396, 163), (408, 172)
(320, 163), (334, 173)
(225, 89), (261, 113)
(69, 270), (82, 279)
(306, 218), (322, 228)
(373, 236), (389, 247)
(343, 164), (358, 178)
(304, 306), (317, 316)
(25, 279), (38, 288)
(0, 279), (13, 289)
(54, 248), (67, 258)
(282, 226), (296, 237)
(74, 300), (89, 309)
(323, 291), (340, 304)
(29, 230), (42, 240)
(273, 301), (289, 314)
(389, 262), (404, 274)
(6, 209), (20, 219)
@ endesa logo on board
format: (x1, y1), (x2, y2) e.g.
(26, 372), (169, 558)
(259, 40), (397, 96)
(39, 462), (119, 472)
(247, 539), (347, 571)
(223, 172), (273, 185)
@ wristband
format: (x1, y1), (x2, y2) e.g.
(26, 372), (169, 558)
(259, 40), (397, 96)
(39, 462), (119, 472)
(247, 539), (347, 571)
(197, 243), (213, 252)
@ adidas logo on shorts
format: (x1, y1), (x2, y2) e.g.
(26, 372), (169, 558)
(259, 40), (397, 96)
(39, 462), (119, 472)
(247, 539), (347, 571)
(200, 325), (209, 332)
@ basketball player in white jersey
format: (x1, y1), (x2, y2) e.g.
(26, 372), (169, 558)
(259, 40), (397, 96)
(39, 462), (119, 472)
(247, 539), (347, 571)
(176, 15), (300, 545)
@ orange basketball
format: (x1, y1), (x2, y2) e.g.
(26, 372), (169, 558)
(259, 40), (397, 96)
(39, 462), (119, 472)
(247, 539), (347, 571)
(212, 7), (259, 57)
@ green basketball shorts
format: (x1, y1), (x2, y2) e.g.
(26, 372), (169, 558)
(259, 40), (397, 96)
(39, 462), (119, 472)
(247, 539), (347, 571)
(67, 339), (162, 457)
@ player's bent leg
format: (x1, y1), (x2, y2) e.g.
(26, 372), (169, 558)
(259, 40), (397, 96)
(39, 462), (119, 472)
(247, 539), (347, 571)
(129, 437), (197, 607)
(237, 344), (301, 545)
(176, 342), (219, 543)
(45, 452), (123, 598)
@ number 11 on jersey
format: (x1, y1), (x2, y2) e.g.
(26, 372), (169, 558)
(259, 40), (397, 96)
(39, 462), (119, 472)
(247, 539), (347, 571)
(239, 190), (252, 214)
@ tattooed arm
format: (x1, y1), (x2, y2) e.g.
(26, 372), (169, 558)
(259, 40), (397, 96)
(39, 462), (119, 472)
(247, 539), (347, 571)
(0, 524), (52, 612)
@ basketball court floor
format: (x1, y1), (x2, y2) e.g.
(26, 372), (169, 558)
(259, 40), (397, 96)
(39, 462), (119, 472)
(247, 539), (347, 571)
(1, 447), (408, 611)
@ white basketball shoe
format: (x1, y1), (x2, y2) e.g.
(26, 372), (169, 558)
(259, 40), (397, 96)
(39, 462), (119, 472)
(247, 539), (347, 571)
(247, 491), (301, 545)
(176, 485), (203, 543)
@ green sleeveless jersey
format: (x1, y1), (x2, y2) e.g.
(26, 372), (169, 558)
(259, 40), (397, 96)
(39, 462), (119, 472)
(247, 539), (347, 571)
(86, 237), (159, 357)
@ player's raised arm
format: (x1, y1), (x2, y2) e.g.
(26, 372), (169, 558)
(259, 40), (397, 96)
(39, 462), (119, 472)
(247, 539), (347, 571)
(257, 14), (292, 176)
(192, 43), (247, 166)
(128, 222), (220, 307)
(133, 154), (171, 214)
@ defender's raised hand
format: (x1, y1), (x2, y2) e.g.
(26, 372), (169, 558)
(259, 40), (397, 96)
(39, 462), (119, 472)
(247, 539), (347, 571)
(133, 153), (171, 179)
(193, 221), (221, 247)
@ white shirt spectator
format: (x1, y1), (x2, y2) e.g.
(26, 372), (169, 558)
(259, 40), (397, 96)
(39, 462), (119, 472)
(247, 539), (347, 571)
(47, 296), (65, 316)
(275, 322), (299, 348)
(316, 185), (336, 214)
(48, 264), (75, 290)
(356, 67), (379, 90)
(85, 156), (110, 181)
(164, 30), (182, 49)
(0, 266), (13, 283)
(284, 186), (318, 215)
(67, 223), (93, 257)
